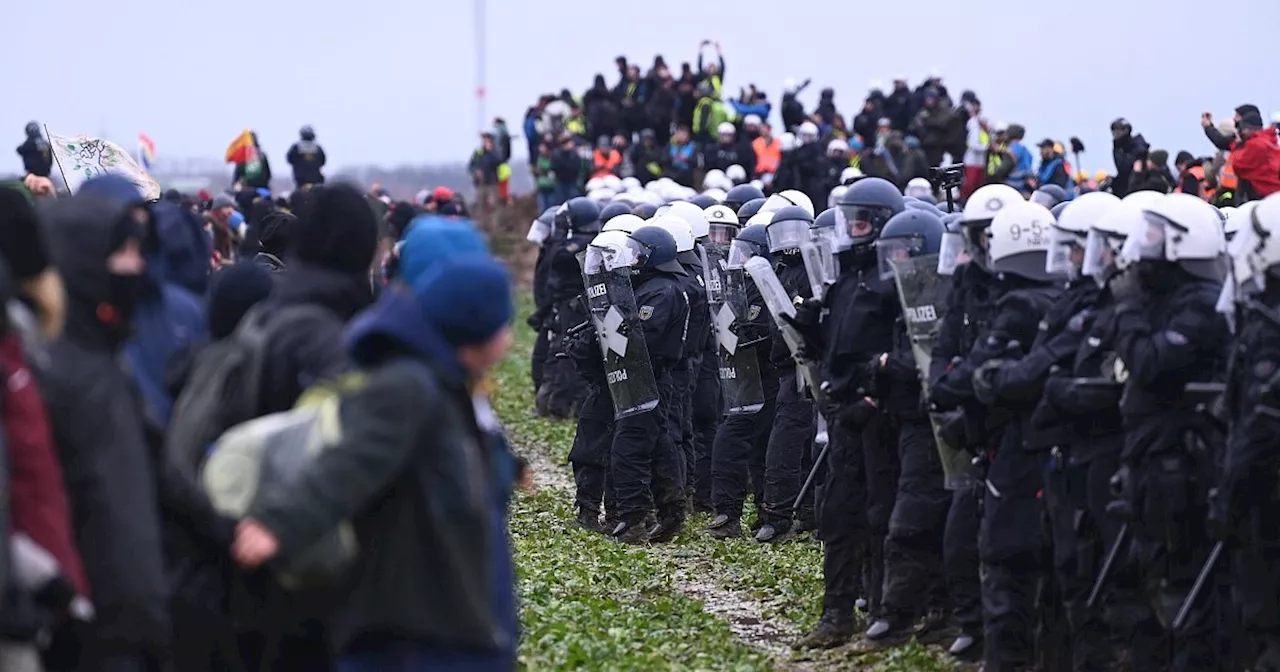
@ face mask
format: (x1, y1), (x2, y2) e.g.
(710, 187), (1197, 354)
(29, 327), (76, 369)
(104, 273), (144, 328)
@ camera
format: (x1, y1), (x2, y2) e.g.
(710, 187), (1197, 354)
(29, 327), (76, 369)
(928, 163), (965, 191)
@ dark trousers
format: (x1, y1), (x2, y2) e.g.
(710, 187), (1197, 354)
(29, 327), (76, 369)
(760, 368), (813, 526)
(945, 484), (983, 639)
(570, 385), (614, 514)
(690, 354), (722, 509)
(709, 371), (778, 519)
(818, 414), (873, 617)
(881, 418), (950, 623)
(668, 366), (694, 489)
(652, 376), (687, 523)
(531, 326), (549, 391)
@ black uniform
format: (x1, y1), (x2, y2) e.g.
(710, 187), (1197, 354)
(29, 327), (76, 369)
(538, 231), (595, 417)
(929, 263), (993, 649)
(530, 239), (554, 392)
(672, 252), (711, 497)
(1112, 271), (1230, 671)
(818, 249), (901, 622)
(17, 135), (52, 178)
(709, 280), (776, 524)
(759, 253), (816, 533)
(612, 270), (689, 529)
(936, 274), (1060, 671)
(285, 140), (326, 188)
(1219, 286), (1280, 671)
(566, 318), (616, 526)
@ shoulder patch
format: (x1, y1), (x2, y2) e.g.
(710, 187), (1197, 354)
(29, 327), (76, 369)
(748, 305), (761, 320)
(1164, 330), (1189, 346)
(1255, 360), (1276, 379)
(638, 305), (655, 321)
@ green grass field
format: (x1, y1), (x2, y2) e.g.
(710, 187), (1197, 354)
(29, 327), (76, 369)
(494, 295), (961, 671)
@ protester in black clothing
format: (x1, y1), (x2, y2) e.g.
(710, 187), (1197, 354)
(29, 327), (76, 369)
(285, 126), (326, 189)
(882, 79), (915, 132)
(16, 122), (52, 178)
(1109, 117), (1149, 197)
(584, 75), (619, 141)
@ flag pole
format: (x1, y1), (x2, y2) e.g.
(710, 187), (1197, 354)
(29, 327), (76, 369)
(474, 0), (487, 135)
(43, 125), (70, 195)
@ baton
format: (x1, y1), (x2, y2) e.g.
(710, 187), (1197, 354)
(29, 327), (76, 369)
(1172, 540), (1224, 631)
(793, 414), (830, 513)
(1086, 522), (1129, 609)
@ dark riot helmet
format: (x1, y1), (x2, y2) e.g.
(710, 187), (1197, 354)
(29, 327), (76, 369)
(556, 197), (603, 235)
(600, 201), (634, 224)
(833, 176), (906, 252)
(723, 183), (765, 213)
(736, 197), (767, 226)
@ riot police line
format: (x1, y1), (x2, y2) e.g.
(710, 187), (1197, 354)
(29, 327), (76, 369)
(525, 167), (1280, 671)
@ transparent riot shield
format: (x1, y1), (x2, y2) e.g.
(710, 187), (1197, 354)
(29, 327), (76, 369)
(888, 254), (976, 490)
(743, 257), (826, 404)
(579, 251), (660, 420)
(798, 240), (834, 301)
(716, 268), (766, 414)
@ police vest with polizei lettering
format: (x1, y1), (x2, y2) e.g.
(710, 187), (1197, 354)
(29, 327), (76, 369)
(905, 304), (937, 323)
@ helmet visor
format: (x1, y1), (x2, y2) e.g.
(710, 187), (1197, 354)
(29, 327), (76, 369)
(1118, 211), (1169, 266)
(876, 235), (926, 281)
(726, 239), (759, 269)
(938, 230), (967, 276)
(962, 224), (990, 269)
(708, 222), (738, 245)
(834, 205), (894, 251)
(1046, 225), (1085, 278)
(1082, 227), (1123, 282)
(766, 219), (811, 253)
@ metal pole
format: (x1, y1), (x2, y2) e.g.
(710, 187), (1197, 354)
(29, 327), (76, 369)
(474, 0), (487, 134)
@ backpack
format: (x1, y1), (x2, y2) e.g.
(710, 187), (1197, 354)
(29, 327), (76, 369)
(165, 303), (330, 477)
(202, 373), (365, 590)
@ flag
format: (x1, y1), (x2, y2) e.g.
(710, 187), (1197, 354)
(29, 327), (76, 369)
(225, 129), (255, 164)
(136, 133), (156, 170)
(49, 133), (160, 201)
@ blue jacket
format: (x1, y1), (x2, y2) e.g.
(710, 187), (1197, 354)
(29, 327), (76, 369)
(1007, 142), (1034, 194)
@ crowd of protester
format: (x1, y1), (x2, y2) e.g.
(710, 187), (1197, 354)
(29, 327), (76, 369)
(505, 46), (1280, 213)
(3, 128), (527, 669)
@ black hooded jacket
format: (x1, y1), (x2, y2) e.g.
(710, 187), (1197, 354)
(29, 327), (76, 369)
(36, 195), (172, 659)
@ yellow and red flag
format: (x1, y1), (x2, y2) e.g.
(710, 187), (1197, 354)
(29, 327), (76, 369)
(224, 129), (256, 164)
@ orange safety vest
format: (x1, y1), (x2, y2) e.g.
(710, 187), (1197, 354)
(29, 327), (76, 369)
(753, 136), (782, 175)
(1175, 165), (1210, 199)
(1218, 155), (1239, 191)
(591, 149), (621, 179)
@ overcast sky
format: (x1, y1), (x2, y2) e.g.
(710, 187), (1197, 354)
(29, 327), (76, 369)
(5, 0), (1277, 174)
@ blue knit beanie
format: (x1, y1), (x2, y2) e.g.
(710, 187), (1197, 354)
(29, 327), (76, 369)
(399, 215), (489, 286)
(413, 255), (513, 347)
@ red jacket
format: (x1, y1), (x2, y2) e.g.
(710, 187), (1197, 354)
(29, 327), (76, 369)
(1230, 128), (1280, 198)
(2, 335), (87, 594)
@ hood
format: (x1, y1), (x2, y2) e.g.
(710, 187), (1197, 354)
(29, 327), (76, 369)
(1246, 128), (1280, 150)
(268, 261), (373, 322)
(344, 288), (464, 381)
(150, 201), (212, 295)
(42, 195), (133, 348)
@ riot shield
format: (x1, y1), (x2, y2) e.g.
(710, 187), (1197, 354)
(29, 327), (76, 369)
(578, 252), (661, 420)
(716, 268), (766, 414)
(799, 240), (834, 301)
(743, 257), (826, 404)
(888, 254), (976, 490)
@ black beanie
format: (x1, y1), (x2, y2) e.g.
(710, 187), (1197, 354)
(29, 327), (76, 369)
(258, 210), (297, 256)
(207, 262), (274, 340)
(289, 183), (378, 274)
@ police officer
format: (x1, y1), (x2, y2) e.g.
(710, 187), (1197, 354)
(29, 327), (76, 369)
(862, 208), (951, 646)
(737, 198), (767, 227)
(929, 183), (1024, 659)
(1036, 193), (1161, 670)
(608, 225), (690, 543)
(755, 205), (818, 542)
(1108, 192), (1230, 670)
(1031, 183), (1068, 209)
(1216, 193), (1280, 671)
(723, 183), (765, 214)
(529, 206), (559, 393)
(285, 125), (327, 188)
(538, 198), (602, 419)
(17, 122), (52, 178)
(706, 219), (777, 538)
(566, 229), (633, 533)
(985, 191), (1119, 670)
(794, 177), (904, 648)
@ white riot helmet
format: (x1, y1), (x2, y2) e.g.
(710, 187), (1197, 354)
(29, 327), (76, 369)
(704, 204), (740, 244)
(1119, 193), (1226, 282)
(601, 175), (623, 192)
(647, 214), (696, 253)
(960, 183), (1024, 268)
(702, 187), (728, 203)
(826, 139), (848, 156)
(828, 185), (849, 210)
(1223, 202), (1255, 243)
(602, 213), (646, 234)
(1084, 201), (1146, 283)
(746, 211), (775, 227)
(703, 169), (733, 192)
(656, 200), (710, 239)
(840, 166), (863, 185)
(797, 122), (819, 143)
(725, 164), (747, 185)
(621, 176), (641, 191)
(905, 177), (933, 200)
(587, 188), (616, 203)
(585, 176), (606, 193)
(987, 200), (1058, 281)
(584, 229), (639, 272)
(1047, 191), (1120, 278)
(1230, 194), (1280, 293)
(761, 189), (816, 217)
(717, 121), (737, 138)
(779, 133), (798, 152)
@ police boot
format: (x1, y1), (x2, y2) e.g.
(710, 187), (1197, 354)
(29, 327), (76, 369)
(947, 632), (981, 660)
(647, 516), (685, 544)
(793, 609), (855, 650)
(704, 514), (742, 539)
(576, 508), (605, 534)
(535, 384), (553, 417)
(609, 519), (649, 545)
(754, 520), (794, 543)
(849, 615), (913, 652)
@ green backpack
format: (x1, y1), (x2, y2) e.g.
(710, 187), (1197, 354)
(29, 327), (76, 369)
(201, 372), (367, 590)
